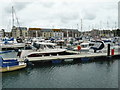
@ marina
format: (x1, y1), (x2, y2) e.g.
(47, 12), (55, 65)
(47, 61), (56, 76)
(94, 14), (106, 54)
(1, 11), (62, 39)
(1, 51), (119, 88)
(0, 30), (120, 74)
(0, 0), (120, 89)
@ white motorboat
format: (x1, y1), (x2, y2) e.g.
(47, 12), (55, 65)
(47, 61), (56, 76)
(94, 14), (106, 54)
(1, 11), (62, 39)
(18, 42), (67, 58)
(73, 41), (95, 51)
(73, 42), (90, 51)
(90, 40), (106, 53)
(0, 38), (25, 50)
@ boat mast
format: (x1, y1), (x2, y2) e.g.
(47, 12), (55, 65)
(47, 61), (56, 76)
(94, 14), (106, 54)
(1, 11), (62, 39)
(12, 6), (22, 38)
(12, 6), (14, 27)
(115, 21), (117, 37)
(81, 19), (83, 36)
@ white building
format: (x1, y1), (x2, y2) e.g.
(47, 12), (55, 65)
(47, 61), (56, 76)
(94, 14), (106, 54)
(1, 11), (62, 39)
(11, 26), (28, 38)
(52, 29), (63, 39)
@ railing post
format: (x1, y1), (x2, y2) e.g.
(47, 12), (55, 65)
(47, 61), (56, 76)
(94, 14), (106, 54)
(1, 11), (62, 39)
(107, 44), (110, 56)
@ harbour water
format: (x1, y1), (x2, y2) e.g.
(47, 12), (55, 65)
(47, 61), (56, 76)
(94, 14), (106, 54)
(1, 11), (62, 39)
(1, 52), (119, 88)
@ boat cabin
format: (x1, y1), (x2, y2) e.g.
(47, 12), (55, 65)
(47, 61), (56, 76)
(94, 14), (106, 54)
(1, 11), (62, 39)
(33, 42), (57, 50)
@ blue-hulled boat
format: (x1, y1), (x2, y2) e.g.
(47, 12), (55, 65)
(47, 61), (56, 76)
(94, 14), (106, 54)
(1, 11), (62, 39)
(0, 56), (26, 72)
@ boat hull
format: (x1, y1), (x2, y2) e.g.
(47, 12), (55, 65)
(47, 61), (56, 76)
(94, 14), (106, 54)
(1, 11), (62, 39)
(20, 49), (67, 58)
(0, 63), (26, 73)
(0, 43), (25, 50)
(27, 51), (67, 57)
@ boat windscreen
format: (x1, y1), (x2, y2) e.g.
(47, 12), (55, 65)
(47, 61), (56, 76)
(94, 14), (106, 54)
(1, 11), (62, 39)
(46, 45), (55, 49)
(93, 43), (101, 47)
(81, 45), (88, 48)
(33, 42), (40, 49)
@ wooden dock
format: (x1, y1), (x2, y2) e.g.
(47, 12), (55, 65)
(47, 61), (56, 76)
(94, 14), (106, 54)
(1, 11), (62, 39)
(27, 53), (120, 62)
(3, 50), (120, 63)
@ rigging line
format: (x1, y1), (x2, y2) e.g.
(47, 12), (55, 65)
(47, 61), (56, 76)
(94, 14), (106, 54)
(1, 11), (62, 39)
(12, 7), (21, 27)
(12, 6), (14, 27)
(12, 6), (22, 37)
(10, 0), (14, 7)
(10, 0), (21, 27)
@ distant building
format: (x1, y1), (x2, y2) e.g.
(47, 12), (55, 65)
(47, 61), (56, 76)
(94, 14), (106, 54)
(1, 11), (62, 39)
(28, 28), (63, 39)
(61, 29), (80, 38)
(90, 29), (100, 37)
(41, 29), (54, 39)
(11, 26), (28, 38)
(52, 29), (63, 39)
(0, 29), (5, 37)
(91, 29), (114, 38)
(118, 1), (120, 29)
(28, 28), (42, 38)
(28, 28), (80, 39)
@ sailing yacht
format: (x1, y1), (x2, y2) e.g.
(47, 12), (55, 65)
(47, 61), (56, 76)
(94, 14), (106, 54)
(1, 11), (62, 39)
(0, 6), (25, 50)
(0, 37), (25, 50)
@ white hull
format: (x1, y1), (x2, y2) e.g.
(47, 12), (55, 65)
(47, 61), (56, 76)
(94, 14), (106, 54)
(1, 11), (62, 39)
(0, 43), (25, 49)
(73, 47), (90, 51)
(0, 62), (26, 73)
(20, 48), (66, 58)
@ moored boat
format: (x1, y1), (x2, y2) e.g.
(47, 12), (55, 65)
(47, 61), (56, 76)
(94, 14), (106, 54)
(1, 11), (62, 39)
(0, 38), (25, 50)
(0, 56), (26, 72)
(73, 41), (95, 51)
(18, 42), (67, 58)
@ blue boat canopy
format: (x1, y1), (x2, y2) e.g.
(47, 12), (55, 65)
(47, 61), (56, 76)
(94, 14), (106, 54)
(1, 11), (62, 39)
(0, 56), (19, 67)
(2, 38), (14, 41)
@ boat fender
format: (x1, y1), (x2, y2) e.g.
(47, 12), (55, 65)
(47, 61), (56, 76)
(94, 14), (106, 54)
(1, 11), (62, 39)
(24, 58), (29, 63)
(24, 59), (34, 66)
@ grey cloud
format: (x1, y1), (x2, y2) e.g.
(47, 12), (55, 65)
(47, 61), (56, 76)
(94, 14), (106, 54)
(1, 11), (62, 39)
(13, 2), (31, 11)
(4, 2), (31, 14)
(60, 13), (79, 24)
(99, 2), (117, 10)
(4, 7), (11, 14)
(2, 1), (117, 31)
(84, 14), (96, 20)
(83, 10), (96, 20)
(60, 13), (79, 20)
(40, 2), (55, 8)
(61, 19), (68, 24)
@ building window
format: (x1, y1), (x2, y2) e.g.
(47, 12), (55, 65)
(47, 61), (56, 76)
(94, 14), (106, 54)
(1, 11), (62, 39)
(44, 33), (46, 37)
(50, 33), (52, 37)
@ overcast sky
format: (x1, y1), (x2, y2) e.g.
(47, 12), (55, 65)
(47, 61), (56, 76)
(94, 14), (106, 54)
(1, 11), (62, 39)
(0, 0), (119, 32)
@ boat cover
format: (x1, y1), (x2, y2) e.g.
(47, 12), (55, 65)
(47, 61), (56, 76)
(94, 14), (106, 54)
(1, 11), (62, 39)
(0, 56), (19, 67)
